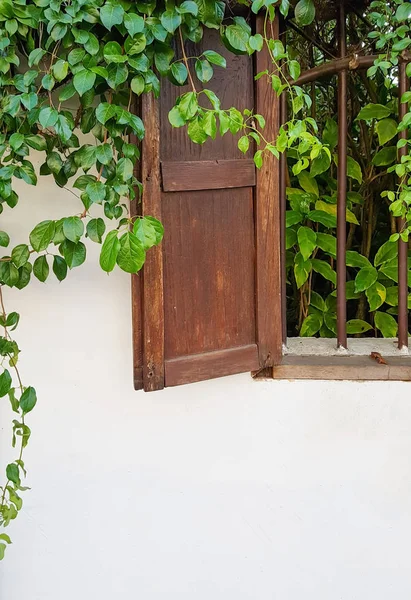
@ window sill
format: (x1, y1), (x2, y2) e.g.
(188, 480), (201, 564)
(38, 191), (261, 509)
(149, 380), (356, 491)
(255, 338), (411, 382)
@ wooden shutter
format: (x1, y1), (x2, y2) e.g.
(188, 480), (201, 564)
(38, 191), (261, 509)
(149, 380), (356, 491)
(132, 17), (282, 391)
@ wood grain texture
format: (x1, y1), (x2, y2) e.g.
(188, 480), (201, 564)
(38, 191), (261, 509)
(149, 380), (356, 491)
(161, 159), (255, 192)
(158, 28), (259, 382)
(130, 105), (144, 391)
(141, 92), (165, 391)
(165, 345), (260, 386)
(160, 30), (254, 162)
(272, 355), (411, 381)
(254, 14), (283, 366)
(162, 188), (256, 359)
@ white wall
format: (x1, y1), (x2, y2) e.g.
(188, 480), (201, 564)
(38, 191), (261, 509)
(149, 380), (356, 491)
(1, 171), (411, 599)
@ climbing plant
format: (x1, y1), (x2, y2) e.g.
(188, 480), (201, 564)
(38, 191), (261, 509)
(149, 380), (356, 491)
(0, 0), (410, 558)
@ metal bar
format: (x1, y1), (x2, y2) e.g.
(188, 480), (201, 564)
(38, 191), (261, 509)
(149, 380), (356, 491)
(398, 60), (409, 350)
(337, 3), (347, 349)
(280, 90), (287, 344)
(292, 54), (411, 88)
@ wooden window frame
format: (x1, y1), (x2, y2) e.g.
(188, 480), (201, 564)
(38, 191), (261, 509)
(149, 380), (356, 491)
(132, 9), (411, 391)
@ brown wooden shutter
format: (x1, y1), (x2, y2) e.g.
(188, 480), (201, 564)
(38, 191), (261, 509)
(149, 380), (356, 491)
(132, 17), (282, 391)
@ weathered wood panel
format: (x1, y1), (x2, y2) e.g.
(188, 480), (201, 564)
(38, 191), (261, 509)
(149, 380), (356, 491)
(166, 345), (260, 387)
(140, 92), (165, 392)
(161, 159), (255, 192)
(133, 20), (282, 389)
(254, 14), (283, 367)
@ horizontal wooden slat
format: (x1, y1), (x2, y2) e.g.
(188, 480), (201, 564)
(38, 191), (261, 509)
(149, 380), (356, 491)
(165, 344), (259, 387)
(161, 159), (255, 192)
(271, 355), (411, 381)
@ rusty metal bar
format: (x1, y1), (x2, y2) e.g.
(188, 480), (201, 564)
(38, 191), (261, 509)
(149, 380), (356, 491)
(292, 54), (410, 87)
(337, 3), (347, 349)
(280, 90), (287, 344)
(398, 60), (409, 350)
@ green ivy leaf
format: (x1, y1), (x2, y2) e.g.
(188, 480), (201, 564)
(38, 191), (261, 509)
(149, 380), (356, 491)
(347, 156), (362, 184)
(130, 74), (145, 95)
(168, 105), (186, 127)
(104, 41), (127, 63)
(311, 259), (336, 285)
(300, 313), (323, 337)
(20, 92), (38, 110)
(96, 143), (113, 165)
(316, 233), (336, 257)
(0, 534), (12, 545)
(202, 50), (226, 68)
(29, 220), (55, 252)
(310, 290), (325, 312)
(0, 369), (12, 397)
(39, 107), (58, 129)
(294, 251), (311, 288)
(96, 103), (117, 124)
(25, 135), (47, 151)
(346, 320), (373, 334)
(376, 118), (397, 146)
(86, 181), (106, 204)
(170, 62), (188, 85)
(116, 232), (145, 273)
(298, 171), (318, 197)
(297, 226), (316, 261)
(11, 244), (29, 269)
(52, 256), (67, 282)
(0, 231), (10, 247)
(238, 135), (250, 153)
(160, 9), (182, 33)
(188, 117), (208, 144)
(249, 34), (264, 53)
(28, 48), (45, 67)
(310, 149), (331, 176)
(179, 1), (199, 16)
(202, 112), (216, 138)
(63, 217), (84, 244)
(52, 59), (69, 82)
(124, 13), (145, 36)
(73, 70), (96, 96)
(116, 157), (134, 181)
(60, 240), (86, 269)
(396, 4), (411, 21)
(100, 230), (120, 272)
(372, 146), (397, 166)
(374, 311), (398, 338)
(374, 241), (398, 267)
(294, 0), (315, 26)
(0, 263), (20, 287)
(356, 103), (391, 120)
(323, 118), (338, 150)
(144, 216), (164, 244)
(100, 2), (124, 30)
(33, 256), (49, 282)
(308, 210), (336, 228)
(354, 266), (378, 293)
(346, 251), (371, 268)
(6, 463), (20, 485)
(195, 59), (213, 83)
(20, 386), (37, 414)
(133, 218), (157, 250)
(366, 282), (386, 312)
(87, 218), (106, 244)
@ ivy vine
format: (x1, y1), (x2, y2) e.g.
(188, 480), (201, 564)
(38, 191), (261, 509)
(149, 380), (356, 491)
(0, 0), (410, 559)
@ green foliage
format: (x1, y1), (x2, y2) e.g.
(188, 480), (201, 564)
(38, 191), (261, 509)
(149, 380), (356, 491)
(1, 0), (410, 559)
(278, 0), (411, 341)
(0, 0), (251, 558)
